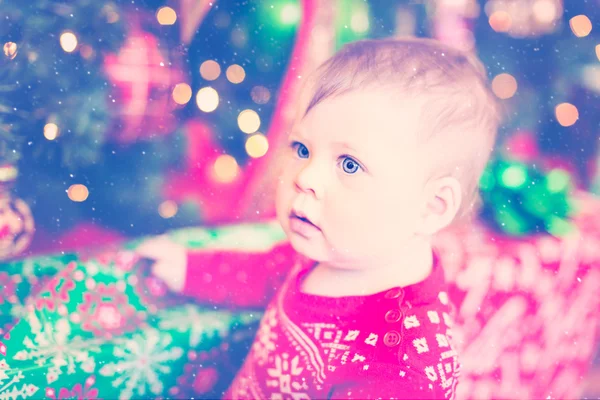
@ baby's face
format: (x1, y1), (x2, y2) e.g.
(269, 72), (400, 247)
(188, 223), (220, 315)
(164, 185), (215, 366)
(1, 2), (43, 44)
(276, 89), (429, 270)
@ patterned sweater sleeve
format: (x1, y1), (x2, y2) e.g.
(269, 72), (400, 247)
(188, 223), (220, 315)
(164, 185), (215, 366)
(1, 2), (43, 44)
(182, 240), (297, 308)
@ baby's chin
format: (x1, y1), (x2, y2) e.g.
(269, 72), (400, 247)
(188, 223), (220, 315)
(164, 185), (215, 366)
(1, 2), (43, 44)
(285, 232), (360, 269)
(286, 231), (323, 260)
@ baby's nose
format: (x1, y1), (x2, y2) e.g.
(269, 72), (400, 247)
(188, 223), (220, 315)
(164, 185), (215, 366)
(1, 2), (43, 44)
(294, 163), (322, 198)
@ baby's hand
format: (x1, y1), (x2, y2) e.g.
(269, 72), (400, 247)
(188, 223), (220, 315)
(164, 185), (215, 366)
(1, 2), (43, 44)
(135, 235), (187, 292)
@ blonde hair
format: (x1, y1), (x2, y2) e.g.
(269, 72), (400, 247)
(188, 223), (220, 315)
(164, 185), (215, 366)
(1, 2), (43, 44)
(303, 37), (501, 224)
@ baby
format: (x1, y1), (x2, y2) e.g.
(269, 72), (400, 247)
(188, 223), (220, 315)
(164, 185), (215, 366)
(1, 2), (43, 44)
(138, 37), (500, 399)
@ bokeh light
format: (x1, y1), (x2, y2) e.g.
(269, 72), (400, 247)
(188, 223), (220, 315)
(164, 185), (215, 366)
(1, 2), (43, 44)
(280, 3), (301, 25)
(156, 6), (177, 25)
(102, 3), (120, 23)
(231, 28), (248, 47)
(492, 73), (518, 99)
(44, 123), (59, 140)
(226, 64), (246, 84)
(214, 11), (231, 28)
(489, 11), (512, 32)
(532, 0), (558, 24)
(546, 169), (570, 193)
(213, 155), (239, 183)
(68, 184), (89, 202)
(196, 87), (219, 112)
(251, 86), (271, 104)
(547, 216), (573, 237)
(238, 110), (261, 134)
(200, 60), (221, 81)
(595, 44), (600, 61)
(569, 15), (592, 38)
(555, 103), (579, 127)
(172, 83), (192, 105)
(350, 10), (370, 33)
(79, 45), (94, 60)
(60, 32), (78, 53)
(3, 42), (17, 60)
(501, 165), (527, 189)
(158, 200), (178, 218)
(245, 134), (269, 158)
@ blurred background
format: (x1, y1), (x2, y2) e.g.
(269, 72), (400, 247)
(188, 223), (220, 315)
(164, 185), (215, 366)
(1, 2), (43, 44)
(0, 0), (599, 398)
(0, 0), (598, 257)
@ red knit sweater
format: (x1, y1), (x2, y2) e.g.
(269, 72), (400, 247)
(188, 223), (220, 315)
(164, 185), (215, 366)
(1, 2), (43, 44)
(183, 240), (459, 399)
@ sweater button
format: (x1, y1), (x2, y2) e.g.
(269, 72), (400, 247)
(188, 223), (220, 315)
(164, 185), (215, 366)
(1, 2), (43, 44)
(383, 330), (401, 347)
(385, 309), (402, 323)
(384, 288), (404, 299)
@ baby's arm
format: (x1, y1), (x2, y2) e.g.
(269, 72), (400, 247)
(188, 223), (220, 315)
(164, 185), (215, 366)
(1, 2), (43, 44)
(136, 236), (296, 308)
(183, 240), (296, 307)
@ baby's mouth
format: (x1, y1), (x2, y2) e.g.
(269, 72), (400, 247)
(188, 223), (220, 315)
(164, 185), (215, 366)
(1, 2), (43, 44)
(290, 211), (320, 230)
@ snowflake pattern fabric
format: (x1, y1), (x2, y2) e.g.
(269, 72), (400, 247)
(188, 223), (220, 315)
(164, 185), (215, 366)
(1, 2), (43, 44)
(0, 248), (260, 400)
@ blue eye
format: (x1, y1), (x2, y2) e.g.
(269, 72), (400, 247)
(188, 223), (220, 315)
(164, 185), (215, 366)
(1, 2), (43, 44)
(341, 157), (361, 174)
(292, 142), (309, 159)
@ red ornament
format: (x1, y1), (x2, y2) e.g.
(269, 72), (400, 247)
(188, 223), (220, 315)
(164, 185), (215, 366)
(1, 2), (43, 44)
(0, 164), (34, 260)
(104, 24), (186, 143)
(0, 192), (35, 261)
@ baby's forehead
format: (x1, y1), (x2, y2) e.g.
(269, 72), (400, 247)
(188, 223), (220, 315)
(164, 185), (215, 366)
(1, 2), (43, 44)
(296, 89), (424, 142)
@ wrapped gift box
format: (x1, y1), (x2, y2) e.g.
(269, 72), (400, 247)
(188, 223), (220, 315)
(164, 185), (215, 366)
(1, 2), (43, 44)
(1, 197), (599, 399)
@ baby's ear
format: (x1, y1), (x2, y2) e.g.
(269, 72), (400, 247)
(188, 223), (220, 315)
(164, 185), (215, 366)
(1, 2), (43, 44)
(416, 176), (462, 235)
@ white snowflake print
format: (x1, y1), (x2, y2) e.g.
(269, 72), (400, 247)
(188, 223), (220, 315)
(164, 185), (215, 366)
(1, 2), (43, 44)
(99, 328), (183, 400)
(0, 359), (40, 400)
(438, 292), (449, 305)
(323, 330), (350, 367)
(436, 334), (449, 348)
(437, 362), (454, 389)
(413, 337), (429, 354)
(157, 305), (239, 347)
(424, 365), (438, 381)
(427, 311), (440, 324)
(445, 362), (453, 373)
(12, 313), (99, 384)
(252, 308), (278, 365)
(404, 315), (420, 329)
(442, 312), (452, 327)
(266, 353), (308, 398)
(343, 330), (359, 341)
(364, 333), (378, 346)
